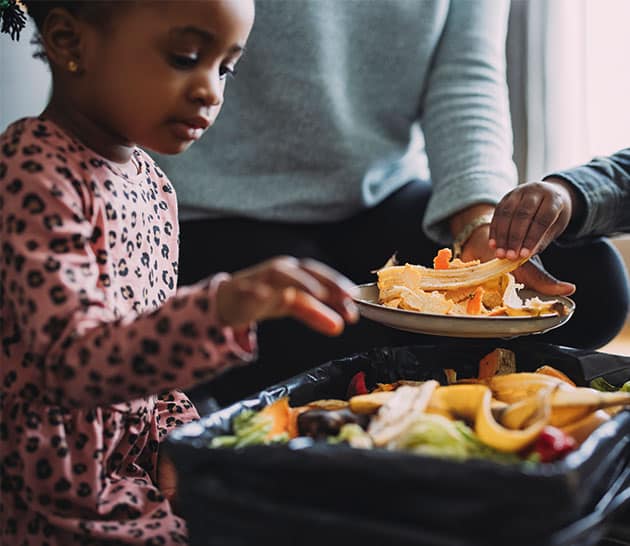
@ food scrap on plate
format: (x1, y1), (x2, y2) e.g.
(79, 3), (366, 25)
(377, 248), (568, 317)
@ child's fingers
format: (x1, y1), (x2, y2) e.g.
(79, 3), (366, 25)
(298, 258), (357, 296)
(283, 289), (346, 336)
(224, 257), (359, 330)
(157, 454), (178, 503)
(257, 257), (329, 299)
(297, 258), (359, 322)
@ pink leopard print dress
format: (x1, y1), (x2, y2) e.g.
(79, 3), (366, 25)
(0, 118), (256, 545)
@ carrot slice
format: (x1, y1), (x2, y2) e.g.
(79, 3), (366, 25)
(478, 348), (516, 379)
(535, 365), (576, 387)
(259, 397), (291, 438)
(433, 248), (452, 270)
(466, 286), (484, 315)
(287, 406), (309, 439)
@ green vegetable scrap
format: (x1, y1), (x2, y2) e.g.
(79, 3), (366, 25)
(210, 410), (289, 448)
(329, 424), (373, 449)
(589, 377), (618, 392)
(390, 414), (521, 463)
(329, 413), (521, 463)
(590, 377), (630, 393)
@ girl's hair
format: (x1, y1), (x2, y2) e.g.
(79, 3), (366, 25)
(1, 1), (117, 60)
(22, 1), (114, 32)
(0, 0), (27, 40)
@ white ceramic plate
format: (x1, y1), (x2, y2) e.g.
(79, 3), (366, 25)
(354, 283), (575, 339)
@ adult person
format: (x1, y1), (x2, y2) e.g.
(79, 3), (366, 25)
(156, 0), (629, 405)
(491, 149), (630, 259)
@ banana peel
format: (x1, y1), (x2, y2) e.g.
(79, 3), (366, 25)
(549, 388), (630, 427)
(561, 409), (611, 444)
(498, 389), (552, 430)
(377, 257), (527, 291)
(485, 373), (567, 403)
(349, 391), (394, 414)
(476, 387), (550, 453)
(350, 374), (629, 453)
(431, 385), (549, 453)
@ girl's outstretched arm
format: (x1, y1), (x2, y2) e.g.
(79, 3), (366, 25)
(2, 143), (357, 410)
(1, 142), (256, 409)
(215, 257), (359, 336)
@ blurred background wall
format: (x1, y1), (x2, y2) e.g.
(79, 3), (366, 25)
(0, 20), (50, 130)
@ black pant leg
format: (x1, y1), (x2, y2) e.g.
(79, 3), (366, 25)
(178, 218), (340, 404)
(323, 179), (446, 351)
(177, 217), (327, 285)
(330, 179), (439, 282)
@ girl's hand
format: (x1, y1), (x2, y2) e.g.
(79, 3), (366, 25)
(489, 179), (576, 260)
(157, 453), (178, 505)
(215, 257), (359, 336)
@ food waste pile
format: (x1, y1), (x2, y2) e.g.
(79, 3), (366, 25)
(210, 348), (630, 464)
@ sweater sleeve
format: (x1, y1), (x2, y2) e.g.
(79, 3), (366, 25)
(421, 0), (517, 243)
(543, 149), (630, 240)
(1, 159), (256, 410)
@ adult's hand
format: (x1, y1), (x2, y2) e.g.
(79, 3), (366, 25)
(215, 257), (359, 336)
(455, 203), (576, 297)
(512, 257), (575, 296)
(489, 178), (578, 259)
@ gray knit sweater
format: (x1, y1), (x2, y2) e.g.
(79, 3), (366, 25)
(156, 0), (517, 244)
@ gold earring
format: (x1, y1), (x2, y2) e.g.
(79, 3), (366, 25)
(67, 60), (79, 73)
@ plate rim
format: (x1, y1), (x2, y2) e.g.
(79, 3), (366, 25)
(353, 282), (576, 322)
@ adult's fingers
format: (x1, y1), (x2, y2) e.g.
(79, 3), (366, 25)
(520, 192), (565, 257)
(513, 259), (576, 296)
(505, 189), (545, 258)
(490, 191), (522, 257)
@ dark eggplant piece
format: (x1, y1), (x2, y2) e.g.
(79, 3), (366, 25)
(297, 408), (370, 439)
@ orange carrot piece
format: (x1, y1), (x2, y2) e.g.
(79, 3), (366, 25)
(259, 397), (291, 438)
(466, 286), (484, 315)
(433, 248), (452, 270)
(487, 306), (508, 316)
(287, 406), (309, 439)
(478, 348), (516, 379)
(478, 348), (501, 379)
(535, 365), (576, 387)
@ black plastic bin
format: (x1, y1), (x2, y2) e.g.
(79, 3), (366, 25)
(167, 340), (630, 546)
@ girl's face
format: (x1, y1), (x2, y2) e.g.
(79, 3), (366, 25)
(77, 0), (254, 155)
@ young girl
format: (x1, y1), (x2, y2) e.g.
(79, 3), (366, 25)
(0, 1), (358, 544)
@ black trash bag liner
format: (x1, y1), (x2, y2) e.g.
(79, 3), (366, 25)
(167, 340), (630, 546)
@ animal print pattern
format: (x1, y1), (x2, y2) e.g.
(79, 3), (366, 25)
(0, 118), (256, 545)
